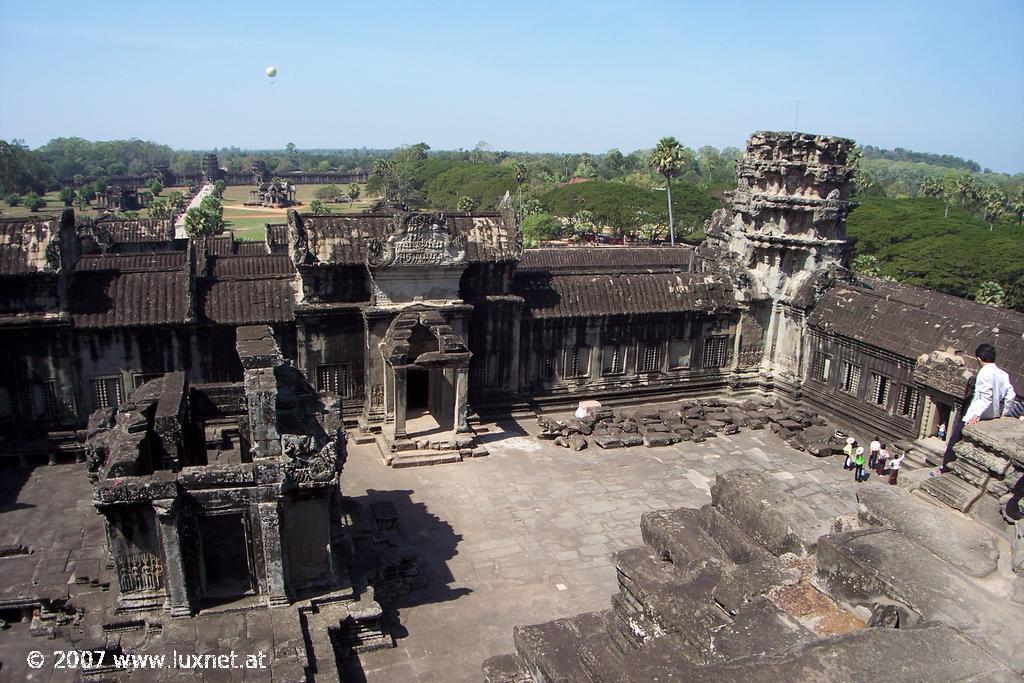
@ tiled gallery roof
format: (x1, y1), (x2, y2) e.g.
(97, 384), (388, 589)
(199, 278), (294, 325)
(71, 270), (190, 328)
(518, 246), (693, 273)
(515, 271), (736, 319)
(94, 218), (174, 243)
(809, 276), (1024, 382)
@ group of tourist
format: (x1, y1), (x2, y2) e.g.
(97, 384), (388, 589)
(843, 437), (903, 485)
(836, 343), (1020, 486)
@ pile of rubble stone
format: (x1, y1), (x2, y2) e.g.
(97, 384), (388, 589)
(536, 399), (848, 455)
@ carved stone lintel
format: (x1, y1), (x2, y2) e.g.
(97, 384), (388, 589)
(368, 213), (467, 268)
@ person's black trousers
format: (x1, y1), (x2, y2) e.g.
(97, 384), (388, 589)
(940, 413), (965, 471)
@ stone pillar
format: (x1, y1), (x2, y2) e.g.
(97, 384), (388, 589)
(454, 366), (469, 433)
(919, 395), (936, 439)
(258, 501), (289, 606)
(153, 499), (193, 618)
(393, 367), (408, 439)
(508, 307), (522, 394)
(731, 313), (744, 371)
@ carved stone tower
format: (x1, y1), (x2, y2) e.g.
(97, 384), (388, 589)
(700, 131), (857, 393)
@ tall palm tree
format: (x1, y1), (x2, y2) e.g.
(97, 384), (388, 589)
(372, 159), (389, 204)
(1010, 186), (1024, 226)
(649, 137), (684, 245)
(513, 162), (529, 215)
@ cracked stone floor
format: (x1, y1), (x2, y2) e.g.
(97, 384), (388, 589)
(343, 411), (866, 682)
(0, 408), (875, 682)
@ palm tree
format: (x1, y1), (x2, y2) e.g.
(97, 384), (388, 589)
(983, 189), (1005, 231)
(372, 159), (388, 204)
(371, 159), (397, 204)
(649, 137), (684, 245)
(919, 176), (951, 219)
(457, 196), (477, 213)
(513, 162), (529, 215)
(956, 173), (976, 207)
(1009, 186), (1024, 226)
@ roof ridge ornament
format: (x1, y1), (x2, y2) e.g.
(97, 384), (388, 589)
(367, 212), (467, 268)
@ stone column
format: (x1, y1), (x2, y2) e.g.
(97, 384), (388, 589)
(508, 306), (522, 394)
(393, 367), (408, 439)
(454, 366), (469, 433)
(731, 313), (744, 371)
(258, 501), (289, 606)
(153, 499), (192, 618)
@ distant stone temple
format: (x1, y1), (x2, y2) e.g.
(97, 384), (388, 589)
(247, 180), (296, 208)
(2, 130), (1020, 502)
(95, 186), (151, 212)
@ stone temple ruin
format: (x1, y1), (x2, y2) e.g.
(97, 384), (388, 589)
(0, 131), (1021, 680)
(248, 180), (297, 208)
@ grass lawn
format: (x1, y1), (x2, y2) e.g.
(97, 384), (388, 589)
(1, 191), (73, 219)
(220, 183), (375, 241)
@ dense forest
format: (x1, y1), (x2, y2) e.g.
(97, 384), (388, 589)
(1, 136), (1021, 311)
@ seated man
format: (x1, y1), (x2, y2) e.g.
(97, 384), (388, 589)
(963, 343), (1016, 425)
(941, 343), (1017, 472)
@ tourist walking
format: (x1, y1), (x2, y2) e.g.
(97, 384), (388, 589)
(875, 443), (890, 476)
(854, 446), (867, 482)
(888, 450), (905, 485)
(843, 437), (856, 469)
(942, 343), (1017, 472)
(868, 436), (881, 470)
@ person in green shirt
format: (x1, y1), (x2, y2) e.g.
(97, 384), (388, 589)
(853, 446), (867, 482)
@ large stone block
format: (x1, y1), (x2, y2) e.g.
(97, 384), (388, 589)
(857, 484), (1000, 578)
(617, 622), (1016, 682)
(711, 470), (827, 557)
(513, 610), (611, 683)
(815, 528), (1024, 673)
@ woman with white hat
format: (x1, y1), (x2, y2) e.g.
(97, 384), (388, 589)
(843, 437), (856, 470)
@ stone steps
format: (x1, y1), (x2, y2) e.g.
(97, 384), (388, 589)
(814, 527), (1024, 673)
(481, 653), (532, 683)
(374, 433), (488, 467)
(857, 483), (1001, 578)
(512, 610), (612, 683)
(918, 471), (983, 511)
(387, 451), (463, 468)
(615, 622), (1016, 682)
(484, 468), (1024, 681)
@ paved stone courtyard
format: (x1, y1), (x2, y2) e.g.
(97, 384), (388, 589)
(344, 410), (864, 682)
(0, 408), (873, 682)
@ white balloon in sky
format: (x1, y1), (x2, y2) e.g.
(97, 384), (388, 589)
(266, 66), (277, 78)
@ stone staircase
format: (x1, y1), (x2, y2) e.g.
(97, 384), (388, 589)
(374, 432), (488, 468)
(483, 470), (1022, 682)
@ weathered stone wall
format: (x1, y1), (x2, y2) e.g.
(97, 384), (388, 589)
(516, 312), (744, 408)
(799, 330), (923, 442)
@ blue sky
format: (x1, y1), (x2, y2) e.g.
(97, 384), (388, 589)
(1, 1), (1022, 172)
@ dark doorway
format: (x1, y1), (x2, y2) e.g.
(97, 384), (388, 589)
(934, 401), (952, 438)
(407, 368), (429, 412)
(198, 514), (254, 602)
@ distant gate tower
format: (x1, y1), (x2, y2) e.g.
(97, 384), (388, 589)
(201, 153), (222, 183)
(699, 131), (857, 396)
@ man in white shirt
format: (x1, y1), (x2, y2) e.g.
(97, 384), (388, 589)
(963, 343), (1016, 424)
(941, 343), (1017, 473)
(868, 437), (882, 470)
